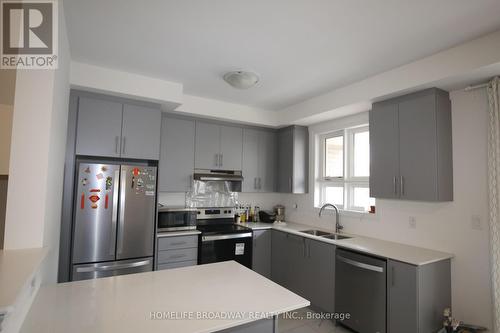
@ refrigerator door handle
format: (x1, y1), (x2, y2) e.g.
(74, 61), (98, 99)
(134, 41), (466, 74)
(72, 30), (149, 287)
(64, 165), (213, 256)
(75, 259), (152, 273)
(109, 169), (120, 255)
(117, 167), (126, 255)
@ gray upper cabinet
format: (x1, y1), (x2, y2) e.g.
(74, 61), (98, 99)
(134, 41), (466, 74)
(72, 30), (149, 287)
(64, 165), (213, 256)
(159, 117), (195, 192)
(242, 129), (277, 192)
(242, 129), (260, 192)
(76, 95), (162, 160)
(259, 131), (277, 192)
(277, 126), (308, 193)
(369, 101), (399, 199)
(220, 125), (243, 170)
(370, 88), (453, 201)
(121, 104), (162, 160)
(195, 122), (220, 169)
(76, 97), (123, 158)
(252, 230), (271, 278)
(195, 122), (243, 170)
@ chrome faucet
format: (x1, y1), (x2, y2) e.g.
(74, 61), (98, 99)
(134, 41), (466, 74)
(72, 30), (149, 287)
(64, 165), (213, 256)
(319, 203), (343, 234)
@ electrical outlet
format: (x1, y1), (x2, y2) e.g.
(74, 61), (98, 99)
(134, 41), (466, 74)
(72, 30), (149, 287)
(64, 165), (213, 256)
(471, 215), (482, 230)
(409, 216), (417, 229)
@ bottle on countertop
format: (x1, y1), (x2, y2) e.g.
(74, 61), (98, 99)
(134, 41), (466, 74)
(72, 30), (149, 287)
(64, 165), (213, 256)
(254, 206), (260, 222)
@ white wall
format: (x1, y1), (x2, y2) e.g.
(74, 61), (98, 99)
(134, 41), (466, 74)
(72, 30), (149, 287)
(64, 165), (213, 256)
(4, 0), (71, 284)
(278, 89), (493, 329)
(0, 104), (13, 175)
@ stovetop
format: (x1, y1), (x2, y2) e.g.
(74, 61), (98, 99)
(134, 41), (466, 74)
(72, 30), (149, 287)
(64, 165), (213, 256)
(197, 223), (251, 235)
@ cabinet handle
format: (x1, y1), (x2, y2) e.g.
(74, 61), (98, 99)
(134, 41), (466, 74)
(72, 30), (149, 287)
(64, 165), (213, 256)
(121, 137), (126, 154)
(220, 154), (223, 167)
(254, 178), (257, 190)
(393, 176), (397, 195)
(302, 239), (306, 258)
(170, 242), (186, 246)
(115, 136), (120, 154)
(400, 176), (404, 196)
(258, 178), (262, 190)
(391, 266), (396, 287)
(214, 154), (219, 167)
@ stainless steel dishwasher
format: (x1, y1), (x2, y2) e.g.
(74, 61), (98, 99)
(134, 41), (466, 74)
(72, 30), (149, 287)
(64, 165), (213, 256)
(335, 248), (387, 333)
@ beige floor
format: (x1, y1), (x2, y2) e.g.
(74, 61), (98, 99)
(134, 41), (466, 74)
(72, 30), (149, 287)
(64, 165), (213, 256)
(278, 308), (352, 333)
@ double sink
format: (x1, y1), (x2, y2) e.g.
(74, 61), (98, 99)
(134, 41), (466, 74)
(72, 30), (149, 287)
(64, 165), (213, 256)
(300, 229), (351, 240)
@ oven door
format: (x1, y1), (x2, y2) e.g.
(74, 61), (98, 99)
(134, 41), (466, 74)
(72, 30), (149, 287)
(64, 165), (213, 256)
(199, 233), (253, 268)
(158, 210), (197, 231)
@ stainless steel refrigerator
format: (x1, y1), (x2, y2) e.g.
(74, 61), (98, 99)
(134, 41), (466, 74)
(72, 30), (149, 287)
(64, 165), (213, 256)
(71, 162), (156, 281)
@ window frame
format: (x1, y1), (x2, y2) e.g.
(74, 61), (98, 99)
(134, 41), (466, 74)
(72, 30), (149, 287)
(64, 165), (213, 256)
(317, 125), (372, 212)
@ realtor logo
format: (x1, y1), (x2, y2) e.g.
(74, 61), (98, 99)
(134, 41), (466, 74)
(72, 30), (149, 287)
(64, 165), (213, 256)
(1, 0), (58, 69)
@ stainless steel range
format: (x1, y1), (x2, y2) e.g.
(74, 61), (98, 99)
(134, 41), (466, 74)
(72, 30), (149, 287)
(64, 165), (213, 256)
(196, 208), (253, 268)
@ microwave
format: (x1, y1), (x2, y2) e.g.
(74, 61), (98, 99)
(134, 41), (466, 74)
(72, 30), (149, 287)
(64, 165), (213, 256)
(157, 207), (198, 232)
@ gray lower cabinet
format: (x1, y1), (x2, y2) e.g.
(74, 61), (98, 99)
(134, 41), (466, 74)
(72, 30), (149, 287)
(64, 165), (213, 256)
(252, 230), (272, 278)
(121, 104), (162, 160)
(387, 259), (451, 333)
(370, 88), (453, 201)
(242, 129), (277, 192)
(271, 231), (335, 313)
(75, 94), (162, 160)
(277, 126), (308, 193)
(155, 235), (198, 270)
(304, 238), (335, 313)
(159, 117), (195, 192)
(76, 96), (123, 158)
(195, 122), (243, 170)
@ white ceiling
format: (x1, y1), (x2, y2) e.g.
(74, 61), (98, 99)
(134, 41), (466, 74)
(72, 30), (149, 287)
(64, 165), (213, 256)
(63, 0), (500, 110)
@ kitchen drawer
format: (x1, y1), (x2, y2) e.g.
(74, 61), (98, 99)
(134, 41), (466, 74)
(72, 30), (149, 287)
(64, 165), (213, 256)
(157, 248), (198, 264)
(157, 235), (198, 251)
(157, 260), (197, 271)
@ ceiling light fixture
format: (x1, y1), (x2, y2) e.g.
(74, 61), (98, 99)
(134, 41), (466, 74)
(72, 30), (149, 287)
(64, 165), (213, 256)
(223, 70), (260, 89)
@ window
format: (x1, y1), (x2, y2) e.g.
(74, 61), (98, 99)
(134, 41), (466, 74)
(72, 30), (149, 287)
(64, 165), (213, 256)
(317, 126), (375, 212)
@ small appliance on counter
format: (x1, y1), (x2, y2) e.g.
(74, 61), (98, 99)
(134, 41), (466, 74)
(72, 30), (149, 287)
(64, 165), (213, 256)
(258, 210), (276, 223)
(274, 205), (285, 223)
(157, 206), (197, 232)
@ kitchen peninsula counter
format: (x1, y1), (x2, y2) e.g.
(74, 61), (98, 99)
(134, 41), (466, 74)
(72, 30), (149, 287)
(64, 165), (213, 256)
(21, 261), (309, 333)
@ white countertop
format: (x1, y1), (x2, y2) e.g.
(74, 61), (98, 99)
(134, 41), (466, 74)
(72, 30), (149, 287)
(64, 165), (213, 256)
(0, 248), (47, 313)
(239, 221), (453, 266)
(20, 261), (310, 333)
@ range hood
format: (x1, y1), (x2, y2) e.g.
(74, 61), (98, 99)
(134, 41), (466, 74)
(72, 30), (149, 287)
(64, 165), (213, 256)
(193, 169), (243, 192)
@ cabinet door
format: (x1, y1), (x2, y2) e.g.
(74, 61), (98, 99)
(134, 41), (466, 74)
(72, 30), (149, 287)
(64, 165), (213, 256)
(370, 101), (400, 198)
(306, 239), (335, 313)
(398, 94), (438, 201)
(121, 104), (162, 160)
(242, 129), (260, 192)
(277, 127), (294, 192)
(271, 230), (288, 286)
(286, 233), (308, 297)
(220, 125), (243, 170)
(387, 260), (418, 333)
(76, 97), (123, 157)
(195, 122), (221, 169)
(252, 230), (271, 278)
(259, 131), (277, 192)
(159, 117), (195, 192)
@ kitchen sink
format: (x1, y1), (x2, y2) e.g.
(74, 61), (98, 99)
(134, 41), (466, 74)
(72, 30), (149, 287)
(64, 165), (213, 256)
(321, 234), (351, 240)
(300, 229), (332, 237)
